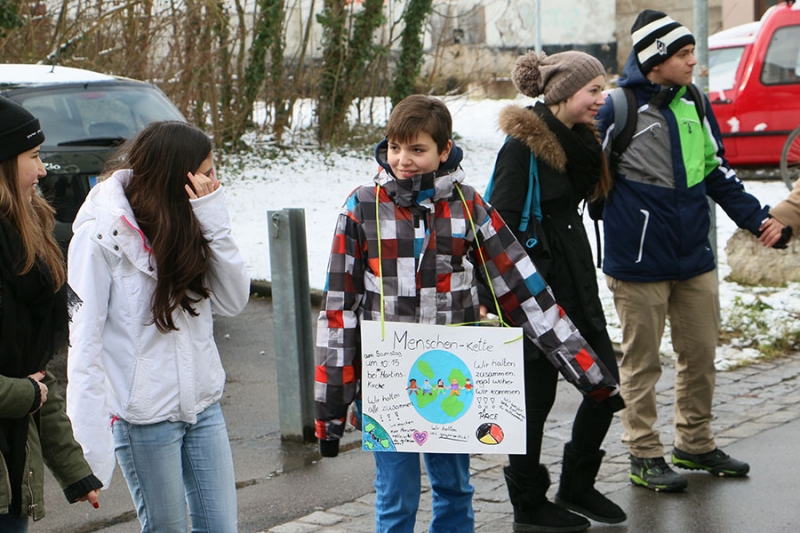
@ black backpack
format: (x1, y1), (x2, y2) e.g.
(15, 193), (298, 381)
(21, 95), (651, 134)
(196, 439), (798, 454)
(590, 83), (707, 221)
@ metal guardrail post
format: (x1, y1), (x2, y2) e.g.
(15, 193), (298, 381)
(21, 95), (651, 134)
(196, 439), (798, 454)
(267, 208), (316, 443)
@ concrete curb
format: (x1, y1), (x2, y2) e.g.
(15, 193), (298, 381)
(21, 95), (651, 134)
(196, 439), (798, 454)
(250, 279), (325, 308)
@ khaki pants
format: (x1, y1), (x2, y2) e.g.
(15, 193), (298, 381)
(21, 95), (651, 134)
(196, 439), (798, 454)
(606, 270), (719, 458)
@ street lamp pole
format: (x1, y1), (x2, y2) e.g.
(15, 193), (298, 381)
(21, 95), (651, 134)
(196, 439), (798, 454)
(535, 0), (542, 53)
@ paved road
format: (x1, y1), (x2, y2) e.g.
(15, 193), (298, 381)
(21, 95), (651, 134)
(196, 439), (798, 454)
(31, 296), (374, 533)
(263, 329), (800, 532)
(28, 295), (800, 532)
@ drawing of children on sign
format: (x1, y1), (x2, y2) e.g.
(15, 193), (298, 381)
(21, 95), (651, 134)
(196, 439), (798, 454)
(407, 378), (420, 396)
(408, 350), (474, 424)
(423, 379), (433, 395)
(464, 378), (473, 391)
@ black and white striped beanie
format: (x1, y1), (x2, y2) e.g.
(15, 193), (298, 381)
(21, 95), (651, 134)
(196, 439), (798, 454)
(631, 10), (695, 75)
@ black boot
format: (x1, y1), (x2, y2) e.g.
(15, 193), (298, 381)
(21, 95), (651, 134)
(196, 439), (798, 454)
(555, 442), (627, 524)
(504, 464), (590, 532)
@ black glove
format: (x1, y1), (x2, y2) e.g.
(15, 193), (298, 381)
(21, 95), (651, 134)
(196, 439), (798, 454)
(599, 393), (625, 414)
(319, 438), (340, 458)
(772, 225), (793, 249)
(27, 377), (42, 413)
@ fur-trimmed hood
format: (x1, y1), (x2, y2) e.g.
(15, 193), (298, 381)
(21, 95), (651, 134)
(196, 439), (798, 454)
(498, 103), (567, 172)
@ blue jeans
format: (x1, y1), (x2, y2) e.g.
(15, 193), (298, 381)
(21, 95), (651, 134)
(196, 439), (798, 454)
(374, 452), (474, 533)
(0, 508), (27, 532)
(112, 402), (238, 533)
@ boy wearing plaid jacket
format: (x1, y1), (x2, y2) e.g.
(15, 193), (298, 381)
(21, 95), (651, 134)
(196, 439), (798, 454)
(315, 94), (622, 532)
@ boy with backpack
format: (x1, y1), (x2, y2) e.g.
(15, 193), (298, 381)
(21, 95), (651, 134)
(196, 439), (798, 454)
(594, 9), (789, 492)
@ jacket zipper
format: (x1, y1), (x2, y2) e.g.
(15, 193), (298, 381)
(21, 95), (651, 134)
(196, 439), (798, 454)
(681, 117), (702, 134)
(24, 442), (37, 519)
(636, 209), (650, 264)
(632, 123), (661, 139)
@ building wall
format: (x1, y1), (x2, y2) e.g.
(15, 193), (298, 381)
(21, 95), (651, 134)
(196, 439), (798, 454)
(420, 0), (617, 83)
(614, 0), (723, 71)
(280, 0), (618, 81)
(721, 0), (755, 28)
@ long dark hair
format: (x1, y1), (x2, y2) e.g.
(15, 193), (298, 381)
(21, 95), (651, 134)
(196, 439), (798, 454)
(0, 156), (65, 289)
(115, 121), (213, 332)
(590, 126), (612, 201)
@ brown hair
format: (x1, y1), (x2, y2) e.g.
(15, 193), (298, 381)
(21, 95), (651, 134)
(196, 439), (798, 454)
(0, 156), (65, 289)
(115, 121), (213, 333)
(386, 95), (452, 153)
(591, 126), (613, 200)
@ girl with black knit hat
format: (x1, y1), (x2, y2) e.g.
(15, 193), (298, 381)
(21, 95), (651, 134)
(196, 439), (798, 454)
(484, 51), (626, 532)
(0, 96), (103, 531)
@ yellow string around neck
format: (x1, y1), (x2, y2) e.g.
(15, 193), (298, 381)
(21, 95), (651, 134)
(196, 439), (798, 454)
(375, 184), (386, 340)
(454, 183), (508, 327)
(373, 182), (510, 341)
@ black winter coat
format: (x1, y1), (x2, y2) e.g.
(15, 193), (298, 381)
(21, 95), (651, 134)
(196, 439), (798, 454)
(488, 103), (606, 341)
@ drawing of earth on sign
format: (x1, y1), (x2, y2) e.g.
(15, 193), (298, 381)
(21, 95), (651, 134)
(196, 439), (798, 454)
(406, 350), (474, 423)
(362, 414), (396, 452)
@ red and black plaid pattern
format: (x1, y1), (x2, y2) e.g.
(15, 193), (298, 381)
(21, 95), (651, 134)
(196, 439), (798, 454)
(314, 168), (620, 441)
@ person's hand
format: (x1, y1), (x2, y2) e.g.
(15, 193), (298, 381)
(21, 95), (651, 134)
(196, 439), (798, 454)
(76, 489), (101, 509)
(479, 305), (488, 319)
(28, 371), (47, 410)
(759, 216), (790, 247)
(185, 171), (221, 199)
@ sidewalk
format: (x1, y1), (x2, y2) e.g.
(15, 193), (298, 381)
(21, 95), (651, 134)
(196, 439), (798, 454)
(29, 297), (800, 532)
(263, 352), (800, 533)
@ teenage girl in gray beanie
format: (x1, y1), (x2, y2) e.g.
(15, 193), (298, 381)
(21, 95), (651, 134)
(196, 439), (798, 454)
(484, 51), (625, 532)
(0, 96), (103, 531)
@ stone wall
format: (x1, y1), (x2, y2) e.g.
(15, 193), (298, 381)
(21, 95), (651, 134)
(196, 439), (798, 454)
(421, 41), (619, 97)
(725, 228), (800, 286)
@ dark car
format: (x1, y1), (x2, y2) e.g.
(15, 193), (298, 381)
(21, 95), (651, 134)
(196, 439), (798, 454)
(1, 64), (186, 247)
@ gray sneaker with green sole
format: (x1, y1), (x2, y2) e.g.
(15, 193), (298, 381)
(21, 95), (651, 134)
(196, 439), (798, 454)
(630, 455), (688, 492)
(672, 447), (750, 477)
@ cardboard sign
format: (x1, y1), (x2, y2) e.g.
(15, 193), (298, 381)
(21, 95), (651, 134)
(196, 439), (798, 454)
(360, 321), (526, 454)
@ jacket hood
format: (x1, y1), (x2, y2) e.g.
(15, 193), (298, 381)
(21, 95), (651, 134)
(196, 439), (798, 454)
(374, 137), (464, 178)
(72, 169), (155, 271)
(73, 169), (137, 230)
(372, 166), (467, 208)
(370, 172), (467, 212)
(618, 51), (653, 89)
(498, 103), (567, 171)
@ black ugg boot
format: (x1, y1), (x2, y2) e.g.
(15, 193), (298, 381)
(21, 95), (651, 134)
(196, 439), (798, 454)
(555, 442), (627, 524)
(504, 464), (590, 532)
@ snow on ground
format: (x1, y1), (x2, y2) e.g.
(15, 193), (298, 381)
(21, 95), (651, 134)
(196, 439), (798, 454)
(219, 95), (800, 369)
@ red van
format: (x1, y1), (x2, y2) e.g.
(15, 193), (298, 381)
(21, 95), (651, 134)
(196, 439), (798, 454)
(709, 0), (800, 171)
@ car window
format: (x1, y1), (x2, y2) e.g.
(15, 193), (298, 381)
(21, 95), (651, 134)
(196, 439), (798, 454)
(709, 46), (746, 92)
(15, 85), (184, 145)
(761, 25), (800, 85)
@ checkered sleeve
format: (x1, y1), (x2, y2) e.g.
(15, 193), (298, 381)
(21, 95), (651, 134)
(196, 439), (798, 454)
(468, 189), (621, 403)
(315, 193), (366, 441)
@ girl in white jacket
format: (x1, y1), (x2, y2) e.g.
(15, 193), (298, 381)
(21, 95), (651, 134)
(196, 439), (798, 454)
(67, 121), (249, 533)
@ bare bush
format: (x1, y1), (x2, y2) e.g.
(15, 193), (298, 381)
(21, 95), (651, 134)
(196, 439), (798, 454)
(1, 0), (473, 150)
